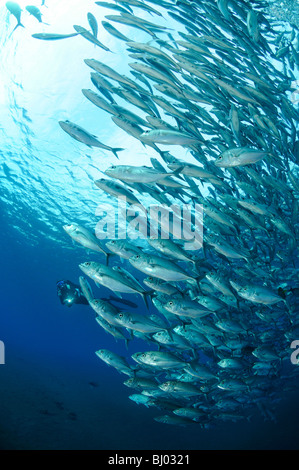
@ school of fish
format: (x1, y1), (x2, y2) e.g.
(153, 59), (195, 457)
(14, 0), (299, 426)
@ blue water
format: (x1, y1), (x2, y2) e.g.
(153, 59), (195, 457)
(0, 0), (299, 450)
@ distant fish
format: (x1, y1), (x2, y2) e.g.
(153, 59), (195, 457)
(101, 20), (131, 42)
(73, 25), (110, 51)
(26, 5), (49, 24)
(87, 12), (98, 38)
(88, 381), (99, 388)
(32, 32), (81, 41)
(6, 2), (24, 32)
(58, 120), (123, 158)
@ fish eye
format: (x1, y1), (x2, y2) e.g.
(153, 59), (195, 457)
(168, 301), (173, 306)
(119, 313), (123, 318)
(135, 255), (140, 259)
(110, 240), (115, 244)
(85, 262), (90, 266)
(148, 277), (153, 281)
(218, 156), (223, 160)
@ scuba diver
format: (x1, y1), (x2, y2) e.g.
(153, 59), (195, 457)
(57, 278), (139, 309)
(56, 280), (89, 307)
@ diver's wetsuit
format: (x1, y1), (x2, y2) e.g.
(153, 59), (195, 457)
(57, 280), (89, 307)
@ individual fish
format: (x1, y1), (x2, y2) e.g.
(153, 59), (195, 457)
(63, 223), (110, 263)
(94, 178), (141, 205)
(159, 380), (202, 397)
(143, 277), (181, 296)
(147, 237), (197, 265)
(232, 284), (286, 306)
(115, 310), (165, 334)
(140, 129), (202, 146)
(217, 358), (245, 370)
(6, 2), (24, 31)
(217, 379), (248, 391)
(174, 324), (211, 348)
(79, 261), (148, 304)
(84, 59), (141, 91)
(132, 351), (188, 370)
(129, 253), (198, 284)
(101, 21), (131, 42)
(26, 5), (47, 24)
(79, 276), (94, 304)
(73, 25), (110, 51)
(87, 12), (98, 38)
(95, 316), (130, 345)
(252, 346), (280, 362)
(95, 349), (133, 376)
(89, 299), (121, 326)
(153, 415), (194, 426)
(215, 319), (246, 334)
(104, 14), (158, 38)
(104, 165), (173, 184)
(32, 32), (81, 40)
(129, 394), (152, 407)
(58, 120), (123, 158)
(173, 407), (206, 422)
(214, 148), (269, 168)
(184, 363), (217, 381)
(164, 299), (212, 319)
(124, 377), (159, 391)
(116, 0), (163, 17)
(105, 240), (142, 260)
(152, 330), (191, 350)
(95, 2), (134, 14)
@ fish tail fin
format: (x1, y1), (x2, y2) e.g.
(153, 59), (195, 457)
(140, 291), (150, 309)
(112, 148), (124, 159)
(105, 252), (115, 266)
(158, 151), (172, 164)
(11, 22), (25, 34)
